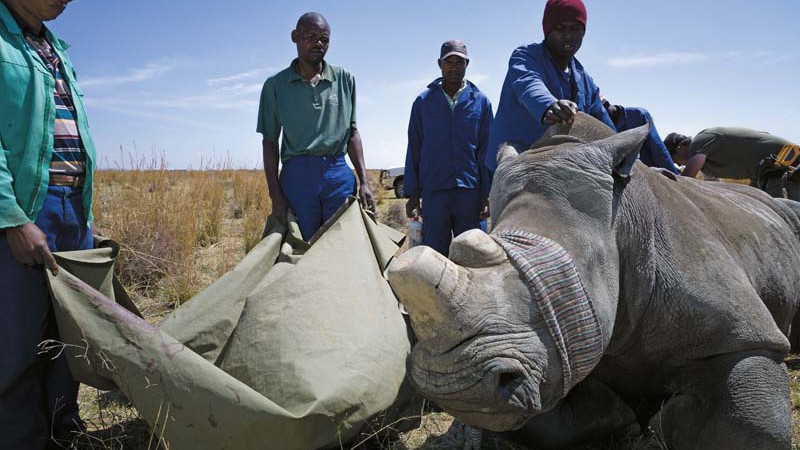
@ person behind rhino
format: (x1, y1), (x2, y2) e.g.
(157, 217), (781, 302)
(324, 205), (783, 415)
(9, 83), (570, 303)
(601, 97), (679, 174)
(665, 127), (799, 181)
(403, 40), (493, 257)
(258, 12), (375, 241)
(486, 0), (615, 172)
(1, 0), (96, 447)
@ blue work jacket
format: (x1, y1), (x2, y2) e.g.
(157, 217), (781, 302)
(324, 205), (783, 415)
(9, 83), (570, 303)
(404, 78), (493, 199)
(486, 42), (615, 172)
(612, 106), (678, 174)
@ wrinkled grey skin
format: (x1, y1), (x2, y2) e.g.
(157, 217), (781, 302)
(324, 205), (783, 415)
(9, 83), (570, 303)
(387, 113), (800, 450)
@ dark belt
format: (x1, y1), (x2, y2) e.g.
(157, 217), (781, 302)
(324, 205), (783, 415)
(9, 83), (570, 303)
(49, 173), (85, 187)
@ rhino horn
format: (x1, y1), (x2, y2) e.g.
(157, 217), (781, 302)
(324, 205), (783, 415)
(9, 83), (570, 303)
(450, 229), (508, 268)
(387, 246), (467, 342)
(597, 123), (650, 177)
(497, 144), (519, 166)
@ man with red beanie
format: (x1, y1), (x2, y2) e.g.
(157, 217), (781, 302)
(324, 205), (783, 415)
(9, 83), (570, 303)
(486, 0), (615, 171)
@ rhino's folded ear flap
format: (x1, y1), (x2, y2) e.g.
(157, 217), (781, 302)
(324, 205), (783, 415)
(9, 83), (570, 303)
(497, 144), (519, 166)
(596, 123), (650, 178)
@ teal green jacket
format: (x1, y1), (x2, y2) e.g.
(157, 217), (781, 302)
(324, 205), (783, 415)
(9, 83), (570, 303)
(0, 3), (95, 229)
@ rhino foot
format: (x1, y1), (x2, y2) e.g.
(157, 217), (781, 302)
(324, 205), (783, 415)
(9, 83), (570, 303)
(654, 350), (791, 450)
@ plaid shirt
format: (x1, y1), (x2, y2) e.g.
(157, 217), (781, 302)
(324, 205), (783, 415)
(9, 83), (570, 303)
(25, 32), (86, 176)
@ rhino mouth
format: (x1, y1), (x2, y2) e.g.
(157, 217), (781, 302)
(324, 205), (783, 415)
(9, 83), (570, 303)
(408, 334), (547, 429)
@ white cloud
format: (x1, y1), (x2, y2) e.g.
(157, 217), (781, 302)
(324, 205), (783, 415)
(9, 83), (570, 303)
(87, 88), (260, 112)
(755, 52), (793, 66)
(80, 57), (185, 87)
(207, 69), (269, 86)
(86, 77), (263, 112)
(607, 52), (707, 68)
(86, 103), (234, 133)
(723, 50), (794, 66)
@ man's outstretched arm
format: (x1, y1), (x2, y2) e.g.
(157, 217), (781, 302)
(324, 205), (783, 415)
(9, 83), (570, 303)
(262, 138), (289, 224)
(347, 127), (375, 210)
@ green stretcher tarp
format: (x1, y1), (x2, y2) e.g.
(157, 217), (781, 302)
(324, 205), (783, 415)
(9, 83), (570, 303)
(46, 200), (413, 449)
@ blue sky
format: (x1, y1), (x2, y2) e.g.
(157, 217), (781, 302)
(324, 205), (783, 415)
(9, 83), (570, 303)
(50, 0), (799, 170)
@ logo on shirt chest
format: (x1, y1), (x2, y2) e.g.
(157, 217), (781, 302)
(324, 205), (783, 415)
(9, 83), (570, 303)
(326, 93), (338, 107)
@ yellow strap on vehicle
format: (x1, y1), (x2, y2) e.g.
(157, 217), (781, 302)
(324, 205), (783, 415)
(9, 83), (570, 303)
(775, 143), (800, 167)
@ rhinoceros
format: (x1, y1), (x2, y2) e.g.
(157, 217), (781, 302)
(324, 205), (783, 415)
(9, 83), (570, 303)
(387, 113), (800, 450)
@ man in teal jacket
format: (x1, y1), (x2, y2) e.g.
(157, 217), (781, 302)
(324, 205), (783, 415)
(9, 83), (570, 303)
(0, 0), (96, 447)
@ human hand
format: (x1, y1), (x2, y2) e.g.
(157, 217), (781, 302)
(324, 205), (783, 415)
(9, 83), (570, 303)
(406, 196), (421, 219)
(480, 197), (490, 220)
(359, 183), (375, 212)
(650, 166), (678, 181)
(270, 191), (290, 226)
(543, 100), (578, 125)
(6, 222), (58, 275)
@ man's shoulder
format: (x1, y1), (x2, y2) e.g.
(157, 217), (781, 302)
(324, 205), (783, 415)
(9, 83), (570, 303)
(264, 65), (295, 87)
(466, 82), (491, 104)
(325, 63), (355, 83)
(414, 80), (441, 102)
(511, 42), (545, 59)
(466, 81), (486, 96)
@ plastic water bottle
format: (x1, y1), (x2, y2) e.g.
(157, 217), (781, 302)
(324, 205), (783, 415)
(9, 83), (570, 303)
(407, 219), (423, 248)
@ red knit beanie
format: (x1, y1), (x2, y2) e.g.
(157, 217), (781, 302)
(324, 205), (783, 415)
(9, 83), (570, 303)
(542, 0), (587, 37)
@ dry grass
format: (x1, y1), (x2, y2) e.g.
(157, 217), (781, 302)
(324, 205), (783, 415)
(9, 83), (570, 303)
(92, 156), (268, 305)
(71, 164), (799, 449)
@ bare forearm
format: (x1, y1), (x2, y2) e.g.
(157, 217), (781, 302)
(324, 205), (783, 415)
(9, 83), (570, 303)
(262, 138), (283, 200)
(681, 154), (706, 179)
(347, 128), (369, 185)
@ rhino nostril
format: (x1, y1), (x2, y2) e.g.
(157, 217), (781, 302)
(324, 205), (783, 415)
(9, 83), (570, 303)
(498, 371), (524, 401)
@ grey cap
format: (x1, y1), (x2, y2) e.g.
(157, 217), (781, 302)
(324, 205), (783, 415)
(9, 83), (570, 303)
(440, 39), (468, 60)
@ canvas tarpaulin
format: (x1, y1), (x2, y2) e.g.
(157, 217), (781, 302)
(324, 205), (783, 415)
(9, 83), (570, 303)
(46, 200), (413, 449)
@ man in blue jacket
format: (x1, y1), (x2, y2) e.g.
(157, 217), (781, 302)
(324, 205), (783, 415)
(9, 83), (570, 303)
(1, 0), (95, 448)
(487, 0), (614, 171)
(602, 98), (679, 174)
(404, 40), (493, 257)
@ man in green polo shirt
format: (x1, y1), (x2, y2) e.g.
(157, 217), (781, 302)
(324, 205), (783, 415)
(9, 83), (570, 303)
(665, 127), (799, 181)
(257, 12), (374, 241)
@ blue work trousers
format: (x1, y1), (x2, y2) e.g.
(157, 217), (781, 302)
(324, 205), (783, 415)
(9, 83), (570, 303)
(0, 186), (92, 450)
(280, 155), (356, 241)
(615, 107), (679, 174)
(421, 188), (482, 257)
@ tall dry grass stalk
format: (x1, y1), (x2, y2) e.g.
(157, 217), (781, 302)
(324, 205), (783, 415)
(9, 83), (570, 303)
(93, 153), (270, 305)
(231, 170), (271, 253)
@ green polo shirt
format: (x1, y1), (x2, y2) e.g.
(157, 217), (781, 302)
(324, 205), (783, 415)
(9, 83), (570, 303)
(257, 59), (357, 163)
(689, 127), (795, 180)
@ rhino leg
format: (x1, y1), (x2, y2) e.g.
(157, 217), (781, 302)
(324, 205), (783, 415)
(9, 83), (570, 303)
(509, 378), (637, 449)
(654, 351), (791, 450)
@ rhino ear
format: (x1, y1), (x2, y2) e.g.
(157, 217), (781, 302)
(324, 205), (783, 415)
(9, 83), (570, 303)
(596, 123), (650, 178)
(497, 144), (519, 166)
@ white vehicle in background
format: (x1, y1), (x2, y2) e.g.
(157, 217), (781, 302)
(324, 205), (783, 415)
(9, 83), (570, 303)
(379, 166), (405, 198)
